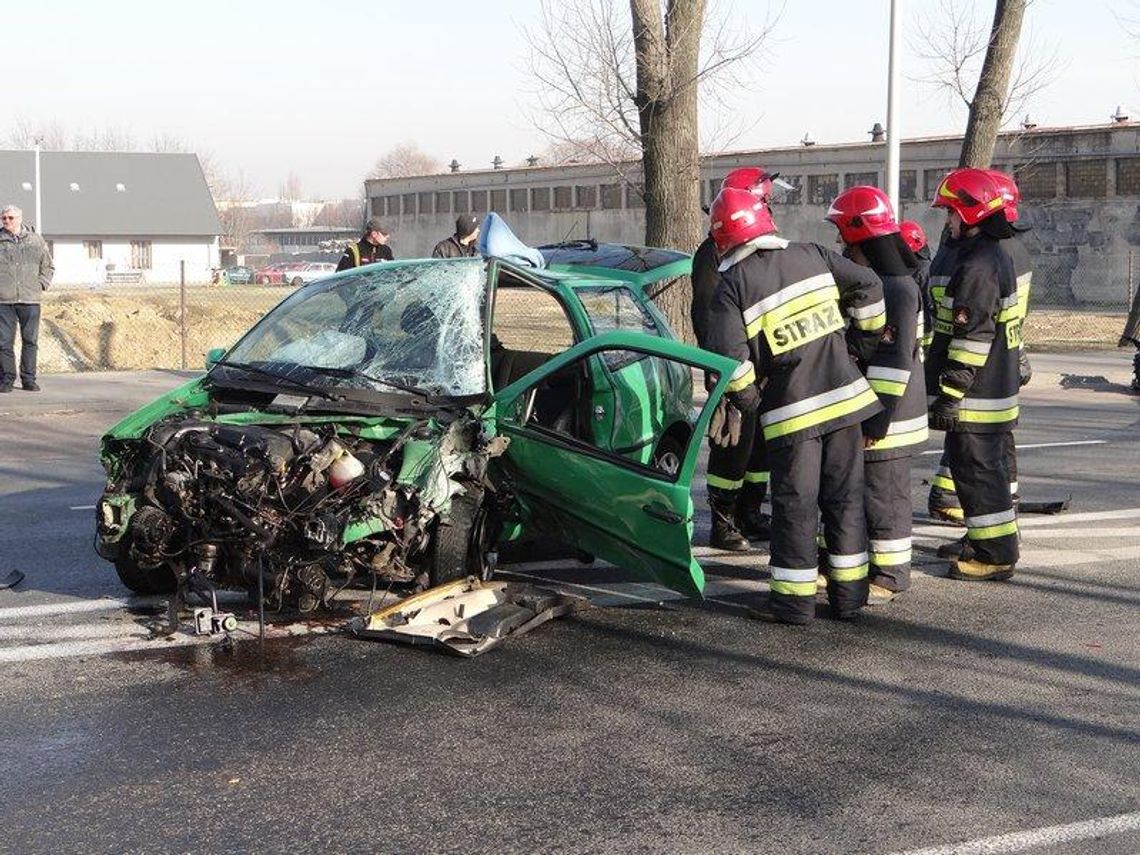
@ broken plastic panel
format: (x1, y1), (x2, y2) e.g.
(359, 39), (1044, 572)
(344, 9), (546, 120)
(225, 259), (488, 396)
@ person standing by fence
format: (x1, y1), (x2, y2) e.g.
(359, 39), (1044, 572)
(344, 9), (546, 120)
(0, 205), (54, 392)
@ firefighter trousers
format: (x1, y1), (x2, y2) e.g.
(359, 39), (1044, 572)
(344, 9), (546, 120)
(707, 410), (769, 506)
(767, 423), (868, 624)
(865, 455), (914, 592)
(929, 432), (1018, 513)
(945, 431), (1019, 566)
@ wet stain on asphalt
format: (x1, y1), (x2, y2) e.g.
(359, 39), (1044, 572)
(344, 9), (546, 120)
(117, 634), (322, 681)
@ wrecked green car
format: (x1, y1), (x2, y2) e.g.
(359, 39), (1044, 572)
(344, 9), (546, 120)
(95, 243), (737, 611)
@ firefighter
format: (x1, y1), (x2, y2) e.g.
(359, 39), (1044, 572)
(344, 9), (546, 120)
(928, 170), (1033, 535)
(827, 188), (927, 603)
(1121, 284), (1140, 392)
(693, 167), (774, 550)
(925, 168), (1020, 581)
(900, 220), (933, 351)
(705, 187), (886, 625)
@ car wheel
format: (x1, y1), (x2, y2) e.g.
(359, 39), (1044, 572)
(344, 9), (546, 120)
(113, 554), (177, 595)
(290, 276), (303, 287)
(652, 434), (685, 477)
(428, 492), (495, 587)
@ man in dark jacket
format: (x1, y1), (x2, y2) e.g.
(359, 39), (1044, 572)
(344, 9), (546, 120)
(0, 205), (54, 392)
(337, 217), (393, 271)
(432, 215), (481, 259)
(706, 187), (886, 625)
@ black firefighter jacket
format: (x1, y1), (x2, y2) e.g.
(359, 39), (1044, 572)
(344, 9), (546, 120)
(924, 233), (1020, 433)
(706, 237), (886, 449)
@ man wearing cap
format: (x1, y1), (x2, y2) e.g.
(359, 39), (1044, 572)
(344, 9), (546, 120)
(337, 217), (393, 272)
(432, 215), (481, 259)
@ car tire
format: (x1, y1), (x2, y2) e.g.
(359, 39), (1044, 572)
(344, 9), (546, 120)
(113, 554), (177, 595)
(290, 277), (303, 287)
(428, 492), (494, 587)
(652, 434), (685, 477)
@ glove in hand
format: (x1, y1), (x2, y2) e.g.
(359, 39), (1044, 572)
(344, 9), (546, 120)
(928, 395), (960, 432)
(709, 399), (744, 447)
(727, 383), (761, 414)
(1018, 350), (1032, 387)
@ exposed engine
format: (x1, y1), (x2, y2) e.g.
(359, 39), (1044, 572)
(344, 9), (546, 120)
(98, 415), (504, 612)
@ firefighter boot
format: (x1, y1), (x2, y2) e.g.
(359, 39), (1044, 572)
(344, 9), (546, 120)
(948, 559), (1015, 582)
(929, 502), (965, 525)
(936, 535), (975, 561)
(866, 582), (899, 605)
(709, 495), (750, 552)
(1132, 351), (1140, 393)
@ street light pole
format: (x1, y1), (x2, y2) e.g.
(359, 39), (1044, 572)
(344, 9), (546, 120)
(886, 0), (902, 215)
(33, 139), (43, 235)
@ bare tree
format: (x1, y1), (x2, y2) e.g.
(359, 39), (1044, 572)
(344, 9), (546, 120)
(2, 118), (68, 149)
(278, 171), (303, 202)
(522, 0), (776, 337)
(213, 170), (259, 256)
(912, 0), (1060, 167)
(312, 198), (365, 227)
(367, 143), (443, 179)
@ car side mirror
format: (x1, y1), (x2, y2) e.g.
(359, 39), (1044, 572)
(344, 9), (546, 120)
(205, 347), (226, 370)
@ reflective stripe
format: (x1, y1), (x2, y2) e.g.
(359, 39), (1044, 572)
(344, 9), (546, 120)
(967, 521), (1019, 540)
(870, 537), (911, 553)
(849, 299), (886, 321)
(940, 384), (966, 399)
(828, 551), (869, 569)
(870, 378), (907, 397)
(887, 414), (927, 435)
(870, 537), (912, 566)
(706, 473), (743, 491)
(770, 580), (818, 597)
(726, 361), (756, 392)
(959, 394), (1019, 424)
(829, 563), (869, 582)
(948, 337), (991, 366)
(868, 365), (911, 384)
(852, 310), (887, 331)
(872, 426), (928, 450)
(961, 395), (1018, 411)
(742, 273), (835, 328)
(770, 566), (818, 583)
(1009, 480), (1019, 493)
(746, 288), (842, 340)
(931, 474), (957, 491)
(744, 470), (769, 484)
(965, 508), (1016, 528)
(761, 378), (879, 440)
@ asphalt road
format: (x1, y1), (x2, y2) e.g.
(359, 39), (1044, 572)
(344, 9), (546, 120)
(1, 353), (1138, 855)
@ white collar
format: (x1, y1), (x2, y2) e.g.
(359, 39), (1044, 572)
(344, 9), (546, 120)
(718, 234), (789, 272)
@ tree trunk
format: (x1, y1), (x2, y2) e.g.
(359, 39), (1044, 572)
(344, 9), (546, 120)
(958, 0), (1027, 168)
(630, 0), (706, 342)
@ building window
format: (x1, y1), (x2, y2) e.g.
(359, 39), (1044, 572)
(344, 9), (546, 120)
(435, 192), (451, 214)
(369, 196), (384, 218)
(84, 240), (102, 260)
(575, 185), (597, 209)
(532, 187), (551, 211)
(418, 192), (434, 214)
(807, 174), (839, 205)
(130, 240), (152, 270)
(553, 186), (573, 209)
(490, 189), (507, 212)
(1065, 159), (1107, 198)
(626, 184), (645, 208)
(385, 195), (400, 217)
(471, 190), (488, 213)
(923, 168), (954, 200)
(1014, 162), (1057, 199)
(844, 171), (878, 190)
(707, 179), (721, 205)
(1117, 157), (1140, 196)
(401, 193), (417, 215)
(899, 170), (917, 200)
(771, 175), (802, 205)
(510, 188), (529, 212)
(452, 191), (469, 213)
(601, 183), (623, 209)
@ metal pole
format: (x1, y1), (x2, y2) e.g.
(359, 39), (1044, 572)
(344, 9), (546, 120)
(33, 141), (43, 234)
(886, 0), (902, 214)
(180, 260), (187, 370)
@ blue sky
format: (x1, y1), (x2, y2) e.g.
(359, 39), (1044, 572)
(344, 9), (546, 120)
(7, 0), (1136, 197)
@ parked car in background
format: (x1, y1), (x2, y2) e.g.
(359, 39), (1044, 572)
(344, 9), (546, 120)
(222, 265), (255, 285)
(254, 262), (293, 285)
(286, 262), (337, 287)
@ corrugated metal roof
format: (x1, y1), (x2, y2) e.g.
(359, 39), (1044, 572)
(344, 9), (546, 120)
(0, 150), (222, 237)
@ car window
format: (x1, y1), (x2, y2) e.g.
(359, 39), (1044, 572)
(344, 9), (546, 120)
(490, 270), (576, 391)
(577, 287), (661, 371)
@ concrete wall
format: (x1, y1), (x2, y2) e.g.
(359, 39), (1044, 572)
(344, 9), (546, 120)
(50, 237), (219, 285)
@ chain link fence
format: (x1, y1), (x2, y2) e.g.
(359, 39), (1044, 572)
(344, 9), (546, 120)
(30, 250), (1139, 374)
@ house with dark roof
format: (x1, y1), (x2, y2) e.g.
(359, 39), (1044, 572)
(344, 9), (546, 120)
(0, 150), (222, 284)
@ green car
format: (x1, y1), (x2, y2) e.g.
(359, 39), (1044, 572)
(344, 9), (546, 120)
(94, 243), (737, 611)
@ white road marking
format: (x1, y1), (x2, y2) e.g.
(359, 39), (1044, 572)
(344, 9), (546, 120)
(0, 622), (153, 642)
(894, 809), (1140, 855)
(1017, 507), (1140, 527)
(69, 504), (96, 511)
(919, 439), (1106, 456)
(0, 591), (248, 623)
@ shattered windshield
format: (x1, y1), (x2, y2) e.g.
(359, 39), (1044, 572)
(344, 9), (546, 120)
(220, 259), (488, 397)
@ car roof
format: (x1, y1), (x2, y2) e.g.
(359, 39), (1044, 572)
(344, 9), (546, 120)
(538, 240), (691, 289)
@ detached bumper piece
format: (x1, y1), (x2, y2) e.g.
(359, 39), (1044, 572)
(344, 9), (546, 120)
(349, 577), (587, 657)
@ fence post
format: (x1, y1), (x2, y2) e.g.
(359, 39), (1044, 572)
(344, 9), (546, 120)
(180, 260), (187, 370)
(1129, 250), (1135, 306)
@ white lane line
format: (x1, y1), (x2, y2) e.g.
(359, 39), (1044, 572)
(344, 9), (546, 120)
(0, 623), (152, 642)
(0, 591), (248, 622)
(69, 505), (95, 511)
(893, 809), (1140, 855)
(1018, 507), (1140, 527)
(0, 621), (327, 664)
(919, 439), (1106, 456)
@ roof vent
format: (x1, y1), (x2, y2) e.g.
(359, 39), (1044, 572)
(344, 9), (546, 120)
(69, 182), (80, 192)
(800, 132), (815, 147)
(492, 155), (504, 170)
(869, 122), (886, 142)
(449, 159), (461, 173)
(525, 155), (540, 167)
(1111, 105), (1130, 123)
(116, 183), (126, 192)
(1021, 114), (1037, 130)
(21, 182), (32, 191)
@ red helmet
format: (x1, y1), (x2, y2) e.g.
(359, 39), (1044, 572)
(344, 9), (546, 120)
(984, 169), (1021, 222)
(825, 185), (899, 245)
(709, 187), (777, 255)
(932, 168), (1006, 227)
(721, 167), (777, 201)
(899, 220), (927, 252)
